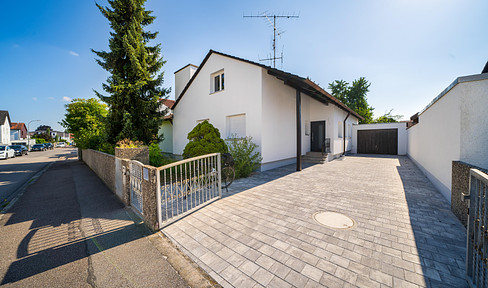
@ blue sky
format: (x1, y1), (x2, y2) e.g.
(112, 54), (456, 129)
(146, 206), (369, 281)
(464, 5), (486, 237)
(1, 0), (486, 131)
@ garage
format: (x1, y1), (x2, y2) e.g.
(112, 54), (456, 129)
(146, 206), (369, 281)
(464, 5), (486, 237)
(351, 122), (407, 156)
(357, 128), (398, 155)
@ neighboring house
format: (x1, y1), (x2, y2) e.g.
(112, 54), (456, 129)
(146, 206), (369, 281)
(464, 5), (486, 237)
(407, 71), (488, 202)
(171, 50), (362, 171)
(51, 131), (72, 142)
(158, 99), (175, 153)
(0, 111), (11, 145)
(10, 122), (27, 141)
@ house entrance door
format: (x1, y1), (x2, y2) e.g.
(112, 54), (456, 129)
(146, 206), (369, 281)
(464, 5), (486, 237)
(311, 121), (325, 152)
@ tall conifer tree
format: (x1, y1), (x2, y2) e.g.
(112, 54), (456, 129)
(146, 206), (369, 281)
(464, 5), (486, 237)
(92, 0), (169, 144)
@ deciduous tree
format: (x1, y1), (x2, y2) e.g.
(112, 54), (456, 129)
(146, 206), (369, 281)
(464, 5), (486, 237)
(328, 77), (374, 123)
(60, 98), (108, 149)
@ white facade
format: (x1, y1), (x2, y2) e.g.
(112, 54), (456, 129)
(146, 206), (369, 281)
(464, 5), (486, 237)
(351, 122), (408, 155)
(0, 115), (11, 145)
(172, 52), (360, 171)
(407, 73), (488, 202)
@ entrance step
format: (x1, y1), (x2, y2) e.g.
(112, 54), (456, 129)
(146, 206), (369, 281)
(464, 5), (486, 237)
(302, 152), (328, 164)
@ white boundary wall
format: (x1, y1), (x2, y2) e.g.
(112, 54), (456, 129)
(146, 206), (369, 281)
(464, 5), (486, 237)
(351, 122), (408, 155)
(407, 73), (488, 203)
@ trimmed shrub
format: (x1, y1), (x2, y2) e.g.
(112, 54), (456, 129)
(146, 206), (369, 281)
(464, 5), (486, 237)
(227, 135), (262, 178)
(183, 120), (227, 158)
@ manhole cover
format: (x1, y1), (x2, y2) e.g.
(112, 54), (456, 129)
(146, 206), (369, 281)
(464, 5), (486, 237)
(313, 211), (356, 229)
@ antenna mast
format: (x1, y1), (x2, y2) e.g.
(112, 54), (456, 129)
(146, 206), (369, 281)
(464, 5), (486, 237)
(244, 12), (299, 68)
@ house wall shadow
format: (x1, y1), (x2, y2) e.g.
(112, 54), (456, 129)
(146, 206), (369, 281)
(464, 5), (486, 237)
(395, 156), (468, 287)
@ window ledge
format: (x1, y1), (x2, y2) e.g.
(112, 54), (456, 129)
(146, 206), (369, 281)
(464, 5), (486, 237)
(209, 89), (225, 95)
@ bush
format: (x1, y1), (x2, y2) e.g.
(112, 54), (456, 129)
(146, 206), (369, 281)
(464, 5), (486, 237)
(183, 120), (227, 158)
(116, 138), (144, 148)
(227, 136), (262, 178)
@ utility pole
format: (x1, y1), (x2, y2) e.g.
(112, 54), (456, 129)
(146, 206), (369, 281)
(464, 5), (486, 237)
(244, 12), (299, 68)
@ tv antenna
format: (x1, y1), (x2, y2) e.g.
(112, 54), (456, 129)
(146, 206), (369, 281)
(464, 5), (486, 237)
(244, 12), (299, 68)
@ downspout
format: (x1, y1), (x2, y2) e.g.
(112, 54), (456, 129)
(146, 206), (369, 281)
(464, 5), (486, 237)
(343, 112), (351, 156)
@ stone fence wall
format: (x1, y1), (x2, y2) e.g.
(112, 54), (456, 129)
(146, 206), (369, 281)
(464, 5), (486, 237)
(82, 148), (159, 231)
(82, 149), (116, 193)
(451, 161), (488, 227)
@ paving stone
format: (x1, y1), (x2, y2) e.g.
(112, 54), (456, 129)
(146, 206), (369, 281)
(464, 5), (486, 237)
(301, 264), (324, 283)
(285, 269), (309, 287)
(370, 269), (393, 286)
(162, 156), (467, 288)
(252, 267), (274, 286)
(239, 260), (260, 276)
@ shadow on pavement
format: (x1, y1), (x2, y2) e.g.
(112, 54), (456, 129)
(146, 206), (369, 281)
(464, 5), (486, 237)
(396, 156), (468, 287)
(0, 159), (146, 285)
(224, 162), (317, 197)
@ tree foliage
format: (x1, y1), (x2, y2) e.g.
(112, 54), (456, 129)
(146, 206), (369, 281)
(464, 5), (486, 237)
(227, 136), (262, 178)
(32, 133), (52, 143)
(183, 121), (227, 159)
(92, 0), (169, 144)
(328, 77), (374, 123)
(60, 98), (108, 150)
(372, 109), (403, 123)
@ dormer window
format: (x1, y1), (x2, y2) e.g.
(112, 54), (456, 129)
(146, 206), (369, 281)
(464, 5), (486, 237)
(211, 70), (224, 93)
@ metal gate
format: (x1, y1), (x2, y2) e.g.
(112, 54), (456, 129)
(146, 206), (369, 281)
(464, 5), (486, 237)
(130, 160), (144, 214)
(465, 168), (488, 288)
(156, 153), (221, 228)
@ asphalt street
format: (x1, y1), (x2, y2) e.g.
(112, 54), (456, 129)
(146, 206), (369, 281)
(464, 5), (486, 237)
(0, 147), (77, 205)
(0, 150), (189, 287)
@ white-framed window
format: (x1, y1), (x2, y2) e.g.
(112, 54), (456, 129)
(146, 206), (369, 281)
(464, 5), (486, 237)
(211, 70), (224, 93)
(338, 121), (343, 138)
(226, 114), (246, 138)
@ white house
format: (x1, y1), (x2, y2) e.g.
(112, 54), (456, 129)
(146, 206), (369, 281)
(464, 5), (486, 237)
(171, 50), (362, 171)
(0, 111), (11, 145)
(407, 72), (488, 202)
(158, 99), (175, 153)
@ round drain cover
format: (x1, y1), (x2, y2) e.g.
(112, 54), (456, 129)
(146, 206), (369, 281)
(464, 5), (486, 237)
(313, 211), (356, 229)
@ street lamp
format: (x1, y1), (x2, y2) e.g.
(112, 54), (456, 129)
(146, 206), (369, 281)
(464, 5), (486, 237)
(27, 120), (41, 150)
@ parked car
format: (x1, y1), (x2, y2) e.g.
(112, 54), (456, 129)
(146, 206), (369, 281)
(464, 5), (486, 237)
(0, 145), (15, 159)
(9, 145), (28, 156)
(45, 143), (54, 150)
(56, 142), (66, 147)
(31, 144), (47, 151)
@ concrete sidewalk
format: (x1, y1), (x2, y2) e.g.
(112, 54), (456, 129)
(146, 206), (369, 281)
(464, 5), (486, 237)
(0, 155), (189, 287)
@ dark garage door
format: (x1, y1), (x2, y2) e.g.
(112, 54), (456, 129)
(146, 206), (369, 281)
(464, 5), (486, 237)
(357, 129), (398, 155)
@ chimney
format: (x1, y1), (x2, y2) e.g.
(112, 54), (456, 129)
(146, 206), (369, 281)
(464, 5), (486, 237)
(174, 64), (198, 98)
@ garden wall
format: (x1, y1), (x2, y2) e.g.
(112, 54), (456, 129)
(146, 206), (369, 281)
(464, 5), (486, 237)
(451, 161), (488, 227)
(82, 148), (159, 231)
(82, 149), (116, 193)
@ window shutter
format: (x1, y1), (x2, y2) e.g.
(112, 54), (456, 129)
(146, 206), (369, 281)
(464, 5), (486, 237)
(227, 114), (246, 138)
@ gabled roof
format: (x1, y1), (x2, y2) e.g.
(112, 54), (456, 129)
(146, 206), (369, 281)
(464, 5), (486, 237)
(0, 111), (11, 126)
(10, 122), (27, 131)
(172, 50), (363, 120)
(161, 99), (175, 109)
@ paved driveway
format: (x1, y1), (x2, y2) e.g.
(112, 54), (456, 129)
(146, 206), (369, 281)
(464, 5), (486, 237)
(162, 155), (467, 287)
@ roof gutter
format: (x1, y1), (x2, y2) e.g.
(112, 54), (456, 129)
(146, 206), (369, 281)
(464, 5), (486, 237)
(343, 112), (351, 156)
